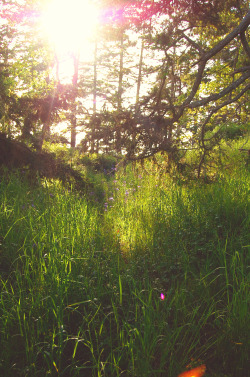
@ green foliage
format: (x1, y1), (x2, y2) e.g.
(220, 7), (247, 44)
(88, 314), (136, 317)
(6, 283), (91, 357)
(1, 0), (249, 160)
(80, 154), (118, 174)
(219, 122), (249, 140)
(42, 141), (73, 162)
(0, 162), (249, 376)
(0, 1), (250, 374)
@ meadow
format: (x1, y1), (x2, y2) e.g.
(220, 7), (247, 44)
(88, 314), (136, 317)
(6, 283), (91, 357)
(0, 159), (249, 377)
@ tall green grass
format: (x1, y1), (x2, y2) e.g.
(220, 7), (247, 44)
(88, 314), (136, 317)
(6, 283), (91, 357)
(0, 166), (249, 377)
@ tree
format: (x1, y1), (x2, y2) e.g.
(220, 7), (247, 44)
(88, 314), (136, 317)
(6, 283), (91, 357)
(0, 0), (58, 147)
(1, 0), (249, 173)
(83, 0), (249, 176)
(0, 0), (21, 136)
(78, 1), (142, 154)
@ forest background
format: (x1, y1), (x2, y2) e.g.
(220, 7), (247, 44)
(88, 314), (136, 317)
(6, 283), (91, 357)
(0, 0), (249, 172)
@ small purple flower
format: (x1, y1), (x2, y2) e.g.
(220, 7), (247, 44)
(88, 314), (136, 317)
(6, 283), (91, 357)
(160, 293), (165, 300)
(125, 190), (129, 196)
(138, 175), (142, 179)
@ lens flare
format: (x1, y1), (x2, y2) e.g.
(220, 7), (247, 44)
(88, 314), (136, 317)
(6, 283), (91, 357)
(177, 364), (206, 377)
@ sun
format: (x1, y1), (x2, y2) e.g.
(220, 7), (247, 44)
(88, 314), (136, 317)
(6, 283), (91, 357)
(41, 0), (99, 59)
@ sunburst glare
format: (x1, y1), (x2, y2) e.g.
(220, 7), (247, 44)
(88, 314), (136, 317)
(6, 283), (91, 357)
(41, 0), (99, 57)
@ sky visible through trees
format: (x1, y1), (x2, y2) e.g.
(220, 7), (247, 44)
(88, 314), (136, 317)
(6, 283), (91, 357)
(0, 0), (249, 167)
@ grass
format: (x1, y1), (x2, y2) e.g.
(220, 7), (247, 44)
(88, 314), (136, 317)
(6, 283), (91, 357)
(0, 164), (249, 377)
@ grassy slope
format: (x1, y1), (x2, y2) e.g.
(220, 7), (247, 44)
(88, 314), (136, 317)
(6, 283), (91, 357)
(0, 165), (249, 377)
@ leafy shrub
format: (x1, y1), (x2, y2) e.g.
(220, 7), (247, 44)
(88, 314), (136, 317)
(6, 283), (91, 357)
(80, 153), (118, 174)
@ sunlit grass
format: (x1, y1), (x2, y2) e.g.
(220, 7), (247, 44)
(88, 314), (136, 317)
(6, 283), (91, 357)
(0, 166), (249, 376)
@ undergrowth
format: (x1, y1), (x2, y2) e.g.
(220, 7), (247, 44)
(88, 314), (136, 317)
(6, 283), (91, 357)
(0, 164), (249, 377)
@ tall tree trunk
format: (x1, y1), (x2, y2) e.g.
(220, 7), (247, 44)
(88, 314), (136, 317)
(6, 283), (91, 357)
(135, 39), (144, 115)
(2, 24), (11, 136)
(116, 28), (124, 153)
(91, 40), (98, 153)
(70, 51), (79, 148)
(126, 38), (144, 158)
(117, 29), (124, 111)
(55, 52), (60, 83)
(37, 120), (50, 152)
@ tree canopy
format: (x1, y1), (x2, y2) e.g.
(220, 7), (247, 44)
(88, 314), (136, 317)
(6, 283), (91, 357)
(0, 0), (249, 173)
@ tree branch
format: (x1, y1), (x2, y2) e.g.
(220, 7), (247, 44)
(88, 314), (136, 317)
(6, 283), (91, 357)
(240, 31), (250, 58)
(189, 70), (250, 108)
(178, 60), (206, 113)
(196, 81), (250, 177)
(203, 83), (250, 142)
(182, 33), (205, 54)
(194, 10), (250, 65)
(232, 66), (250, 74)
(175, 11), (250, 116)
(149, 69), (167, 116)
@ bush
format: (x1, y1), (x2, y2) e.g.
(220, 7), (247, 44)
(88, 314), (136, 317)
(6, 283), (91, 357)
(80, 154), (118, 174)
